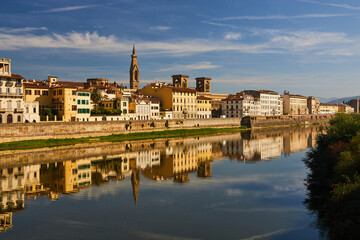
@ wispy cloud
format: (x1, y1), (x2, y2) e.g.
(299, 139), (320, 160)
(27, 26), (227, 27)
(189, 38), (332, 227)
(0, 27), (47, 34)
(238, 228), (291, 240)
(213, 13), (350, 21)
(298, 0), (360, 10)
(31, 5), (97, 13)
(155, 62), (221, 72)
(224, 32), (242, 40)
(150, 26), (172, 31)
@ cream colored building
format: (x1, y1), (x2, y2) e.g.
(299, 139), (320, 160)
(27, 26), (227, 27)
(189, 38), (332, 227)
(139, 76), (198, 119)
(283, 93), (309, 115)
(307, 96), (320, 114)
(319, 103), (339, 114)
(0, 58), (24, 123)
(76, 89), (91, 122)
(23, 101), (39, 123)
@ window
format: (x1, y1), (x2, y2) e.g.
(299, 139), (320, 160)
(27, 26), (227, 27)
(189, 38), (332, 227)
(7, 101), (12, 108)
(77, 100), (80, 104)
(42, 91), (48, 95)
(6, 88), (10, 93)
(35, 90), (40, 95)
(58, 90), (62, 95)
(72, 90), (77, 95)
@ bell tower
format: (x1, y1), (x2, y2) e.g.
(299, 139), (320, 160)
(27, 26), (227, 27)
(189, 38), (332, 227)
(196, 77), (211, 93)
(172, 75), (189, 88)
(130, 44), (139, 90)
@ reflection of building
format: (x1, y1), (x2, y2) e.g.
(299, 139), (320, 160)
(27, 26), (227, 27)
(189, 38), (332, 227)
(0, 212), (12, 232)
(77, 159), (91, 188)
(0, 167), (25, 213)
(41, 161), (80, 200)
(24, 165), (48, 198)
(136, 150), (161, 170)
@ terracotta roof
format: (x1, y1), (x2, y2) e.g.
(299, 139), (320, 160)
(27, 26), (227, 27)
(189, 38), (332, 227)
(0, 74), (24, 79)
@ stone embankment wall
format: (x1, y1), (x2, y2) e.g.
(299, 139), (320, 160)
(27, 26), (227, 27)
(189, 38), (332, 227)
(0, 114), (332, 143)
(0, 118), (241, 143)
(241, 114), (334, 128)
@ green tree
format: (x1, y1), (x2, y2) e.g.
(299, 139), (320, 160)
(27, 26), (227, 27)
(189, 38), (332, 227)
(91, 88), (102, 110)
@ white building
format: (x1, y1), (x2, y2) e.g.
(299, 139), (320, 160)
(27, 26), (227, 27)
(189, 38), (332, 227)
(244, 90), (282, 116)
(23, 101), (39, 123)
(135, 97), (160, 120)
(0, 58), (24, 123)
(136, 150), (161, 169)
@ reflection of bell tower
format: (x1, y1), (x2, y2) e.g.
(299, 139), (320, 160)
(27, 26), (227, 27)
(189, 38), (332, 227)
(130, 44), (139, 90)
(172, 75), (189, 88)
(131, 168), (140, 206)
(197, 162), (212, 178)
(196, 77), (211, 93)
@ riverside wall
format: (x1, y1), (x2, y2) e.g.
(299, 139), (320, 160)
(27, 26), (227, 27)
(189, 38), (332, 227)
(0, 118), (241, 143)
(0, 114), (333, 143)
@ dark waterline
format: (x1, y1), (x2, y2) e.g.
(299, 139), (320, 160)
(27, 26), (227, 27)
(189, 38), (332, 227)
(0, 127), (320, 239)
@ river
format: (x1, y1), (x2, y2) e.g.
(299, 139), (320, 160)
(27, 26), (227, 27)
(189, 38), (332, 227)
(0, 126), (321, 239)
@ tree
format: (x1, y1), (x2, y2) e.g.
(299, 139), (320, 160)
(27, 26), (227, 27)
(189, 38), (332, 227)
(91, 88), (102, 110)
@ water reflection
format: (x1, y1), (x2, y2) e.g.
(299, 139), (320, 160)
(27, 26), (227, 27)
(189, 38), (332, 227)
(0, 126), (319, 235)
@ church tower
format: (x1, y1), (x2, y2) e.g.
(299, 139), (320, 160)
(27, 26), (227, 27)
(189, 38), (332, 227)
(130, 44), (139, 90)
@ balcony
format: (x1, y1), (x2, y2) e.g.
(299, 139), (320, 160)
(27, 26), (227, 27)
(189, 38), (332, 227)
(5, 82), (13, 87)
(15, 82), (22, 87)
(15, 108), (24, 113)
(0, 108), (6, 113)
(0, 92), (23, 98)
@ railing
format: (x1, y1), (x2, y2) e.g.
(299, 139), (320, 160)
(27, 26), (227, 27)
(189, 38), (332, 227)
(0, 108), (6, 112)
(15, 108), (24, 113)
(15, 83), (22, 87)
(5, 82), (13, 87)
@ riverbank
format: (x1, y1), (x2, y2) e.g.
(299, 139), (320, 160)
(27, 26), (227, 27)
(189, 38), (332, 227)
(0, 127), (240, 151)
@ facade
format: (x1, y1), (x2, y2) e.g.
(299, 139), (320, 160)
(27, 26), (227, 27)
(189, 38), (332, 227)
(23, 101), (39, 123)
(338, 104), (354, 114)
(76, 89), (91, 121)
(0, 58), (24, 124)
(23, 80), (51, 111)
(283, 93), (309, 115)
(319, 103), (339, 114)
(130, 45), (140, 90)
(307, 96), (320, 114)
(221, 94), (261, 118)
(135, 98), (160, 120)
(115, 97), (129, 115)
(52, 86), (77, 121)
(244, 90), (282, 116)
(197, 96), (212, 118)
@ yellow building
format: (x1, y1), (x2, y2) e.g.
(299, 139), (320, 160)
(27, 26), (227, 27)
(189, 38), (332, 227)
(139, 76), (198, 119)
(23, 80), (52, 111)
(197, 96), (212, 118)
(52, 86), (78, 121)
(100, 100), (114, 110)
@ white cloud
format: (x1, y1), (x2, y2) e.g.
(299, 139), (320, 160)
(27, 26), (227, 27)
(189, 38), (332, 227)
(213, 13), (350, 21)
(298, 0), (360, 10)
(155, 62), (221, 72)
(31, 5), (97, 13)
(224, 32), (242, 40)
(150, 26), (172, 31)
(0, 29), (358, 57)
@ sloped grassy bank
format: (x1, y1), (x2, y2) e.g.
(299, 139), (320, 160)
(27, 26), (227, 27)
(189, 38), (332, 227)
(0, 127), (240, 151)
(304, 113), (360, 240)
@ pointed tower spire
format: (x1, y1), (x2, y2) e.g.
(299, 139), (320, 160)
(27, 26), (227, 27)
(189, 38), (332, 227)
(132, 44), (136, 55)
(130, 44), (139, 90)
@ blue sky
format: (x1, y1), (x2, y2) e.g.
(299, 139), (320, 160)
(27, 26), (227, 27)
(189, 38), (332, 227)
(2, 0), (360, 98)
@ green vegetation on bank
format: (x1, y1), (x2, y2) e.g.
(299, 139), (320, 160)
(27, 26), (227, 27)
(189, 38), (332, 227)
(304, 113), (360, 240)
(0, 127), (240, 151)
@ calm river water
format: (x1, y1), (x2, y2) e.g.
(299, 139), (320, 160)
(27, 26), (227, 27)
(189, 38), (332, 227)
(0, 127), (321, 240)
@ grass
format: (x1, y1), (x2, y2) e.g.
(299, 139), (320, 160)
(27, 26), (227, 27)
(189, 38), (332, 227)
(0, 127), (241, 151)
